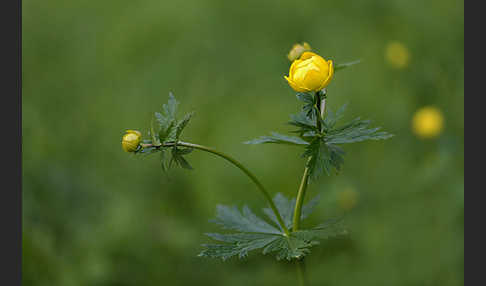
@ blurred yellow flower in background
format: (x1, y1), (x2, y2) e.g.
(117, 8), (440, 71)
(285, 52), (334, 92)
(287, 42), (312, 61)
(385, 41), (410, 69)
(412, 106), (444, 139)
(338, 188), (359, 211)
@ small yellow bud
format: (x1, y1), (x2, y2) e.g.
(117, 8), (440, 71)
(412, 106), (444, 139)
(287, 42), (312, 62)
(385, 41), (410, 69)
(122, 130), (142, 152)
(284, 52), (334, 92)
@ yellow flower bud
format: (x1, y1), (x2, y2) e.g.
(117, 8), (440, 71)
(287, 42), (312, 62)
(412, 106), (444, 139)
(385, 42), (410, 69)
(284, 52), (334, 93)
(122, 130), (142, 152)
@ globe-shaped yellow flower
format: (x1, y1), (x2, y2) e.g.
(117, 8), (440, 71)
(122, 130), (142, 152)
(412, 106), (444, 139)
(284, 52), (334, 92)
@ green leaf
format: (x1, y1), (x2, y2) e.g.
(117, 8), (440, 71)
(302, 138), (348, 179)
(325, 117), (394, 144)
(244, 132), (309, 146)
(158, 119), (175, 143)
(150, 117), (161, 146)
(176, 154), (193, 170)
(140, 94), (197, 173)
(159, 149), (168, 172)
(199, 235), (280, 261)
(170, 147), (194, 170)
(263, 193), (296, 230)
(323, 104), (348, 130)
(164, 92), (179, 119)
(334, 60), (361, 71)
(263, 218), (346, 261)
(294, 218), (348, 241)
(210, 205), (281, 234)
(175, 112), (194, 140)
(295, 92), (314, 104)
(200, 195), (341, 261)
(244, 100), (392, 179)
(295, 104), (393, 179)
(263, 193), (320, 231)
(153, 93), (181, 143)
(289, 112), (317, 132)
(262, 233), (319, 260)
(136, 146), (157, 155)
(303, 138), (331, 179)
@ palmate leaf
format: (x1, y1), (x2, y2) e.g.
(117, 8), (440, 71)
(263, 193), (320, 231)
(175, 112), (194, 140)
(199, 193), (345, 261)
(153, 93), (194, 144)
(210, 205), (281, 234)
(295, 92), (318, 119)
(247, 99), (393, 179)
(323, 103), (348, 131)
(289, 112), (318, 133)
(303, 138), (346, 179)
(325, 117), (394, 144)
(169, 147), (194, 170)
(244, 132), (309, 146)
(136, 93), (195, 172)
(155, 93), (179, 142)
(303, 114), (392, 179)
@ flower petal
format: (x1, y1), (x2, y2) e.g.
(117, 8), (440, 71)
(300, 51), (318, 60)
(285, 76), (309, 92)
(318, 60), (334, 90)
(303, 70), (327, 91)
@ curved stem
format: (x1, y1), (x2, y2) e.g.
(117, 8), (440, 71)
(160, 141), (290, 235)
(292, 161), (311, 231)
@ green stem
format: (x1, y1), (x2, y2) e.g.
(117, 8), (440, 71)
(315, 91), (322, 132)
(160, 141), (290, 236)
(292, 161), (311, 231)
(296, 259), (308, 286)
(292, 90), (326, 232)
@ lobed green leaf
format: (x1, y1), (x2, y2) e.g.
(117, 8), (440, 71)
(200, 194), (341, 261)
(244, 132), (309, 146)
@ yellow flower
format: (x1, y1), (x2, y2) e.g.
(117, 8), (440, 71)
(284, 52), (334, 92)
(412, 106), (444, 139)
(385, 41), (410, 69)
(122, 130), (142, 152)
(287, 42), (312, 62)
(337, 188), (359, 211)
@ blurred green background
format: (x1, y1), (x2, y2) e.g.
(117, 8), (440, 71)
(22, 0), (463, 285)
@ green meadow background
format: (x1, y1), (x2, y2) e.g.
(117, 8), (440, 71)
(22, 0), (464, 285)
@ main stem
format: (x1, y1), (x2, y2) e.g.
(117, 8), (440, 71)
(296, 259), (309, 286)
(292, 90), (326, 232)
(293, 90), (327, 286)
(159, 141), (290, 236)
